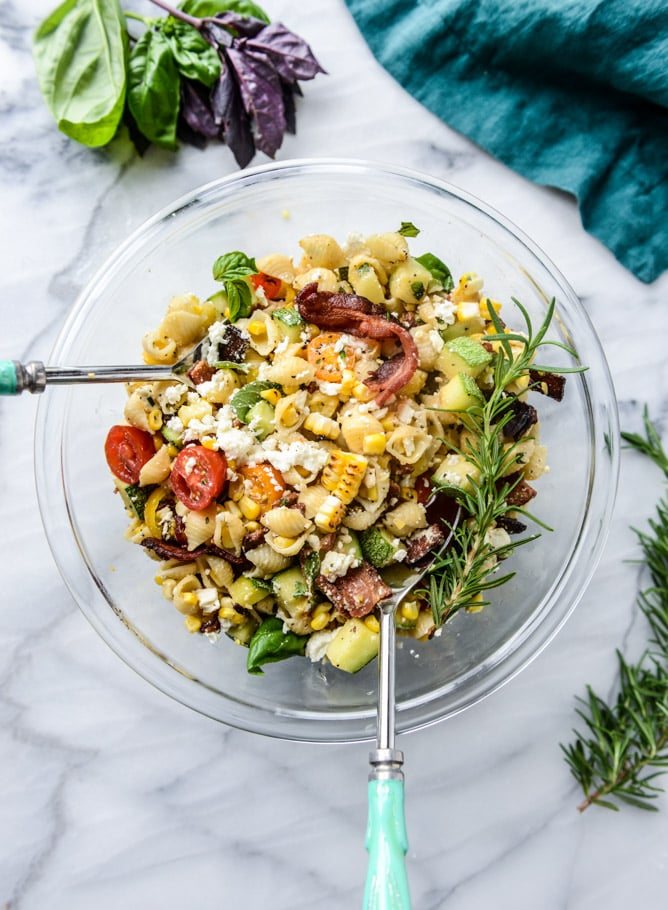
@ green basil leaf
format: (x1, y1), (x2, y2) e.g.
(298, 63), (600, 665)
(398, 221), (420, 237)
(127, 28), (181, 150)
(213, 250), (257, 282)
(246, 617), (307, 675)
(123, 483), (152, 520)
(33, 0), (128, 147)
(415, 252), (454, 292)
(180, 0), (270, 23)
(229, 380), (281, 422)
(226, 279), (253, 322)
(162, 19), (221, 88)
(302, 550), (320, 603)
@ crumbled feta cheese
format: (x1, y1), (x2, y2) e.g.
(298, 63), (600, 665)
(320, 549), (359, 581)
(318, 380), (342, 395)
(252, 437), (330, 474)
(432, 296), (456, 325)
(306, 629), (338, 663)
(163, 384), (186, 406)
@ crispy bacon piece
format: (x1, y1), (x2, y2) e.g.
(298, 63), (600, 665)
(141, 538), (246, 565)
(211, 323), (249, 364)
(242, 528), (267, 551)
(316, 561), (392, 618)
(295, 283), (418, 406)
(503, 398), (538, 441)
(405, 523), (447, 565)
(187, 360), (216, 386)
(505, 476), (537, 507)
(529, 369), (566, 402)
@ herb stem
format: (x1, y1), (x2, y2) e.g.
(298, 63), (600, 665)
(147, 0), (201, 29)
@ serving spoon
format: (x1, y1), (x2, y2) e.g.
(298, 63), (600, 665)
(364, 506), (460, 910)
(0, 342), (210, 395)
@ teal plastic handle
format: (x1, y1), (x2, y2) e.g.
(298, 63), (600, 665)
(0, 360), (18, 395)
(364, 778), (411, 909)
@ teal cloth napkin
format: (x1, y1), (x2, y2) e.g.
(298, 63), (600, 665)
(344, 0), (668, 283)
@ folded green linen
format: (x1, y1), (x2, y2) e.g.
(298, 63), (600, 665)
(343, 0), (668, 283)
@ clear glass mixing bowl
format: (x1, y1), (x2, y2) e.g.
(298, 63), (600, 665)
(34, 159), (619, 742)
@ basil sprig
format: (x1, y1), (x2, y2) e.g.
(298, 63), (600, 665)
(247, 617), (308, 675)
(212, 250), (257, 322)
(415, 252), (455, 292)
(33, 0), (324, 165)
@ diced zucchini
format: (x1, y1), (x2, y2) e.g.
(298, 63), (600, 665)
(439, 317), (486, 340)
(161, 423), (182, 445)
(436, 336), (492, 379)
(272, 307), (305, 342)
(388, 257), (433, 305)
(228, 577), (271, 608)
(359, 527), (400, 568)
(438, 372), (484, 413)
(272, 566), (310, 617)
(225, 616), (259, 646)
(113, 479), (152, 520)
(326, 618), (379, 673)
(246, 399), (275, 440)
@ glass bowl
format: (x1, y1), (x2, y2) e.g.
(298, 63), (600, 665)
(35, 159), (619, 743)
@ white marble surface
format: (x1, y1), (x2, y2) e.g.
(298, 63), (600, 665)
(2, 2), (668, 908)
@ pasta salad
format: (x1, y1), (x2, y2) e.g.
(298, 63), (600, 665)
(104, 227), (566, 674)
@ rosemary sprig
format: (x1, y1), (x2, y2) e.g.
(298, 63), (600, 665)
(420, 297), (579, 624)
(562, 408), (668, 811)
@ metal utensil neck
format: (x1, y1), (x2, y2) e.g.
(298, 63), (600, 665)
(14, 360), (46, 394)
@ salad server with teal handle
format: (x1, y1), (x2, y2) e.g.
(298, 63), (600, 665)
(364, 512), (459, 910)
(0, 340), (212, 395)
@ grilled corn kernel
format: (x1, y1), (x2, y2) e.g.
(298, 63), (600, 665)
(184, 615), (202, 633)
(281, 404), (299, 427)
(201, 437), (216, 449)
(352, 382), (375, 402)
(314, 494), (346, 532)
(321, 450), (368, 504)
(260, 388), (282, 406)
(239, 495), (262, 520)
(364, 615), (380, 634)
(304, 413), (340, 440)
(400, 600), (420, 622)
(248, 320), (267, 337)
(380, 416), (396, 432)
(339, 369), (357, 396)
(362, 433), (386, 455)
(219, 604), (244, 623)
(310, 608), (331, 631)
(148, 408), (163, 431)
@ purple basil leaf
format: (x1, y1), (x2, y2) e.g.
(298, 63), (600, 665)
(180, 79), (220, 140)
(225, 44), (285, 158)
(212, 60), (255, 167)
(281, 80), (296, 135)
(177, 115), (208, 149)
(246, 22), (326, 82)
(213, 11), (267, 38)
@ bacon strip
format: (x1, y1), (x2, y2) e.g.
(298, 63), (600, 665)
(141, 538), (246, 565)
(295, 283), (418, 406)
(316, 561), (392, 618)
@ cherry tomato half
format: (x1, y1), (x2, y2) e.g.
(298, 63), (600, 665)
(171, 445), (228, 511)
(236, 463), (286, 512)
(306, 332), (357, 383)
(105, 425), (156, 485)
(250, 272), (283, 300)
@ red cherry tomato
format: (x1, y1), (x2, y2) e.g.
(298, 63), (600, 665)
(170, 445), (228, 511)
(105, 425), (156, 485)
(250, 272), (283, 300)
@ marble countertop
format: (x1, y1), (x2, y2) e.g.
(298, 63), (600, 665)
(2, 2), (668, 908)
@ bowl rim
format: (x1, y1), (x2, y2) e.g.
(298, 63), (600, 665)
(34, 156), (621, 743)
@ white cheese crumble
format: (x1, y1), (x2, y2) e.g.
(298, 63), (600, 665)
(431, 296), (456, 325)
(318, 380), (342, 395)
(253, 436), (330, 474)
(320, 549), (360, 582)
(305, 629), (338, 663)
